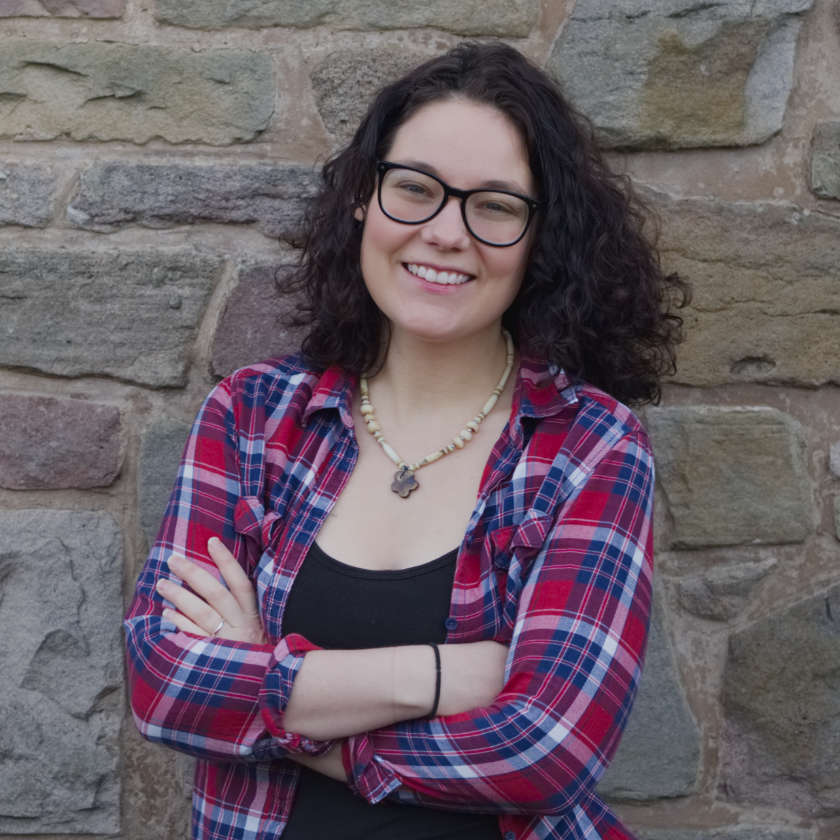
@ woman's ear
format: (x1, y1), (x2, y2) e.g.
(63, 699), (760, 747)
(354, 205), (366, 222)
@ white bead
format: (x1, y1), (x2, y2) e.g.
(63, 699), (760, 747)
(453, 436), (465, 449)
(467, 420), (480, 433)
(460, 428), (473, 442)
(360, 404), (373, 416)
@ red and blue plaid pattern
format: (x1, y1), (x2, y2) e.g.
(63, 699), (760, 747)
(124, 355), (653, 840)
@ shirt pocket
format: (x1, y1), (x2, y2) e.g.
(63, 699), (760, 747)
(486, 510), (554, 638)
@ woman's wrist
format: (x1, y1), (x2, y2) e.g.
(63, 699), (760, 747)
(391, 644), (440, 719)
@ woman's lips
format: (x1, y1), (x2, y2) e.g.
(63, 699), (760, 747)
(404, 262), (473, 286)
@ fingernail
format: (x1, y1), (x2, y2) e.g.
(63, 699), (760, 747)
(167, 555), (183, 571)
(208, 537), (220, 548)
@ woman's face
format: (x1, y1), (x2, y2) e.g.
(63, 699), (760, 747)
(358, 97), (536, 348)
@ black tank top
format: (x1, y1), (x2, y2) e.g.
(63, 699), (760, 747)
(280, 541), (502, 840)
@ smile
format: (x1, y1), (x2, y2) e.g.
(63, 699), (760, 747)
(404, 263), (472, 286)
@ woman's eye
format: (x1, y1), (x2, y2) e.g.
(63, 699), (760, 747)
(396, 180), (433, 197)
(477, 198), (518, 216)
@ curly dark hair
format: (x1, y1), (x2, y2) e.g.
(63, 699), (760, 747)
(289, 41), (688, 405)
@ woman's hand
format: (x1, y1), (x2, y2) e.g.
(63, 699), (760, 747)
(156, 537), (268, 645)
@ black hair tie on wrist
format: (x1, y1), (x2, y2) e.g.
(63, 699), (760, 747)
(428, 643), (441, 718)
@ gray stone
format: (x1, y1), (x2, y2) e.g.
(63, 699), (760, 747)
(0, 163), (56, 227)
(677, 559), (777, 621)
(835, 496), (840, 542)
(831, 442), (840, 478)
(211, 264), (305, 377)
(0, 509), (122, 833)
(68, 161), (318, 241)
(0, 395), (121, 490)
(721, 584), (840, 817)
(0, 0), (124, 15)
(548, 0), (812, 150)
(139, 417), (191, 548)
(648, 407), (810, 549)
(653, 195), (840, 388)
(0, 248), (221, 387)
(641, 828), (813, 840)
(0, 41), (273, 145)
(155, 0), (538, 36)
(811, 122), (840, 199)
(312, 48), (432, 147)
(599, 601), (700, 799)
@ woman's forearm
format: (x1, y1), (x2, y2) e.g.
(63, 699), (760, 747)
(283, 640), (508, 740)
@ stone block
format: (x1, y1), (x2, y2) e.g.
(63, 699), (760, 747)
(677, 559), (777, 621)
(139, 416), (191, 547)
(721, 583), (840, 817)
(548, 0), (812, 149)
(648, 407), (810, 549)
(599, 601), (700, 799)
(811, 122), (840, 199)
(0, 248), (221, 387)
(653, 195), (840, 387)
(641, 828), (813, 840)
(0, 509), (122, 833)
(0, 163), (56, 227)
(0, 0), (125, 16)
(155, 0), (538, 36)
(0, 395), (121, 490)
(831, 442), (840, 478)
(68, 161), (317, 241)
(211, 264), (305, 377)
(835, 496), (840, 542)
(312, 48), (433, 147)
(0, 41), (273, 145)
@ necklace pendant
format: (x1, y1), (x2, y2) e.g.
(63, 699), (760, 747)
(391, 466), (419, 498)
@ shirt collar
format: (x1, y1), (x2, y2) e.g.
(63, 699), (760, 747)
(300, 356), (577, 430)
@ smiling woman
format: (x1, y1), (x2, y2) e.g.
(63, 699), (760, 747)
(124, 41), (689, 840)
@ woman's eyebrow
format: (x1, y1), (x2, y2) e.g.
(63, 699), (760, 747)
(394, 159), (531, 195)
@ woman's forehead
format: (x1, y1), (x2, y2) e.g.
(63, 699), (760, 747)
(385, 98), (534, 194)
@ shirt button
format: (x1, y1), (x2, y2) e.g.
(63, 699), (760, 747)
(444, 618), (458, 631)
(504, 832), (516, 840)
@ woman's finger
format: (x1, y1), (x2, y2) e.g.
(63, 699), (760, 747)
(207, 537), (260, 615)
(156, 575), (224, 634)
(162, 608), (209, 637)
(166, 554), (240, 620)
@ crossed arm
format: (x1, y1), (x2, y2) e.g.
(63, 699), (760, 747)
(155, 537), (508, 780)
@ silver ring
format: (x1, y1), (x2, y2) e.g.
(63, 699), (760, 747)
(212, 619), (225, 635)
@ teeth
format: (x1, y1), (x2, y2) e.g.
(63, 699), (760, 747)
(406, 263), (471, 285)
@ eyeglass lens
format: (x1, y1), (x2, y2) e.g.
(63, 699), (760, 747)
(379, 167), (530, 246)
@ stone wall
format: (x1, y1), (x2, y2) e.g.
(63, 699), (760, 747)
(0, 1), (838, 838)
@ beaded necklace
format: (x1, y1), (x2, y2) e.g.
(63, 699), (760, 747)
(359, 330), (515, 498)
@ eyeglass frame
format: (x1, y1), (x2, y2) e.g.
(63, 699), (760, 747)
(375, 161), (540, 248)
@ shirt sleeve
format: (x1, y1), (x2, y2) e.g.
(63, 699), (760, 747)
(342, 430), (654, 815)
(123, 377), (330, 762)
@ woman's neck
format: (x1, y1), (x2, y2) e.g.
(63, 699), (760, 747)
(369, 327), (513, 425)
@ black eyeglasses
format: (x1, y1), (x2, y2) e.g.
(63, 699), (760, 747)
(376, 161), (539, 247)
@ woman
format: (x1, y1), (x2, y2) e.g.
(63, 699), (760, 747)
(125, 41), (686, 840)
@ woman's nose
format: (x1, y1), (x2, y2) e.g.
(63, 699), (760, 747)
(420, 196), (471, 249)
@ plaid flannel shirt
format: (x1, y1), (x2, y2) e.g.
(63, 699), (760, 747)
(124, 354), (654, 840)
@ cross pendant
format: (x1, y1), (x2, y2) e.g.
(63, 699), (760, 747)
(391, 466), (419, 498)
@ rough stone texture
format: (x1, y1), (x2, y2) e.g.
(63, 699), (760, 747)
(68, 162), (318, 241)
(0, 249), (221, 387)
(0, 163), (56, 227)
(0, 395), (121, 490)
(312, 48), (432, 146)
(835, 496), (840, 542)
(0, 41), (273, 145)
(548, 0), (812, 150)
(155, 0), (538, 35)
(677, 559), (777, 621)
(721, 584), (840, 817)
(0, 509), (123, 833)
(831, 442), (840, 478)
(599, 601), (701, 799)
(139, 416), (191, 548)
(211, 264), (305, 377)
(0, 0), (125, 16)
(811, 122), (840, 199)
(647, 407), (810, 549)
(654, 195), (840, 387)
(641, 828), (813, 840)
